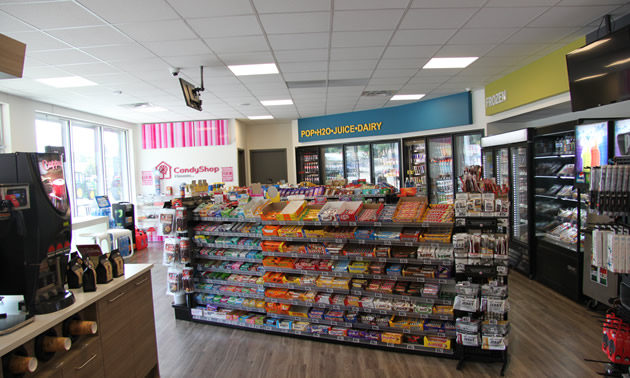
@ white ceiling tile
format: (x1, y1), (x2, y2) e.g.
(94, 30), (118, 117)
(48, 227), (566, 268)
(399, 83), (440, 91)
(22, 65), (72, 79)
(132, 69), (179, 81)
(57, 62), (121, 76)
(188, 15), (263, 38)
(377, 59), (428, 69)
(331, 31), (393, 48)
(411, 0), (486, 7)
(143, 39), (211, 56)
(437, 44), (496, 57)
(47, 26), (132, 47)
(382, 45), (442, 59)
(335, 0), (410, 10)
(216, 51), (275, 65)
(253, 0), (330, 13)
(400, 8), (478, 29)
(466, 7), (549, 28)
(280, 61), (328, 73)
(371, 69), (418, 78)
(0, 12), (35, 33)
(28, 49), (99, 65)
(77, 0), (179, 23)
(503, 27), (578, 44)
(284, 72), (328, 81)
(329, 60), (379, 71)
(391, 29), (458, 45)
(22, 56), (48, 68)
(408, 75), (452, 84)
(529, 5), (619, 27)
(3, 31), (71, 52)
(166, 0), (254, 18)
(238, 74), (286, 85)
(330, 46), (385, 60)
(333, 9), (405, 31)
(485, 43), (545, 57)
(274, 49), (328, 63)
(204, 35), (268, 54)
(0, 2), (104, 29)
(82, 73), (141, 85)
(161, 55), (223, 70)
(267, 33), (329, 50)
(116, 20), (197, 43)
(290, 88), (326, 96)
(470, 56), (521, 68)
(367, 77), (411, 86)
(449, 28), (518, 45)
(414, 67), (462, 76)
(111, 57), (169, 72)
(82, 43), (155, 62)
(259, 12), (330, 34)
(328, 70), (373, 79)
(557, 0), (626, 5)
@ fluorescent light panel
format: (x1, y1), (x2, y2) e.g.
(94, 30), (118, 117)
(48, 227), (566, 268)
(261, 99), (293, 106)
(37, 76), (97, 88)
(228, 63), (279, 76)
(135, 104), (167, 112)
(423, 57), (478, 69)
(248, 115), (274, 120)
(391, 94), (425, 101)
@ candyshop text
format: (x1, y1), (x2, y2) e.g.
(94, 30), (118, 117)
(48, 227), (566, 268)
(173, 165), (220, 177)
(301, 122), (382, 138)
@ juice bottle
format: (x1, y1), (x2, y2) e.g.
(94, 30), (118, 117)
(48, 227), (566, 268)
(591, 144), (601, 167)
(582, 144), (591, 169)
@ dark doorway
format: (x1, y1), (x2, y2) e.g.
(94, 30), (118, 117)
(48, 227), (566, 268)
(238, 148), (246, 186)
(250, 149), (287, 184)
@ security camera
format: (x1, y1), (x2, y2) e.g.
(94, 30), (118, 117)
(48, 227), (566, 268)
(170, 67), (181, 77)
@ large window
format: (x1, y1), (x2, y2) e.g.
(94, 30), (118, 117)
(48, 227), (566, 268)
(35, 114), (130, 217)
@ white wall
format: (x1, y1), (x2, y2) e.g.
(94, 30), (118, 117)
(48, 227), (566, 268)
(133, 120), (239, 196)
(245, 120), (296, 185)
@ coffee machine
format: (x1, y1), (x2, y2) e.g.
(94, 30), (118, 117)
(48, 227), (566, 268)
(0, 152), (75, 331)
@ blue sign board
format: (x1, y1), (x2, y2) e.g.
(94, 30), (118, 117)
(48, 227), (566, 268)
(298, 92), (472, 142)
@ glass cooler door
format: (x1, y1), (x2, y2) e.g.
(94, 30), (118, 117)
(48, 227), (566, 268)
(511, 146), (529, 244)
(372, 141), (401, 188)
(428, 136), (453, 204)
(482, 149), (495, 180)
(496, 148), (510, 190)
(405, 138), (427, 196)
(344, 144), (371, 183)
(322, 145), (344, 183)
(297, 147), (321, 184)
(454, 133), (482, 192)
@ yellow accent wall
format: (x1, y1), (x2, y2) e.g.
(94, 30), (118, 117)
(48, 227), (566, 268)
(484, 37), (586, 116)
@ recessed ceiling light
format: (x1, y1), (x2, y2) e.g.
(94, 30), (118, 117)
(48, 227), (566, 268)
(36, 76), (97, 88)
(391, 94), (425, 101)
(423, 57), (478, 69)
(228, 63), (279, 76)
(248, 115), (274, 120)
(261, 99), (293, 106)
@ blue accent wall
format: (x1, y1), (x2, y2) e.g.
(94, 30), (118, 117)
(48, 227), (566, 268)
(298, 92), (472, 143)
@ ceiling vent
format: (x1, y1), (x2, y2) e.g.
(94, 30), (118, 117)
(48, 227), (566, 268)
(361, 90), (395, 97)
(119, 102), (153, 110)
(286, 78), (369, 89)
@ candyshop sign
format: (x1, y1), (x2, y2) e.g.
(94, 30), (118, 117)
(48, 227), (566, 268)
(298, 92), (472, 142)
(173, 166), (220, 175)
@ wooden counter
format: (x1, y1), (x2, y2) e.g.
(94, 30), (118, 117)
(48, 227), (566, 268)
(0, 264), (158, 378)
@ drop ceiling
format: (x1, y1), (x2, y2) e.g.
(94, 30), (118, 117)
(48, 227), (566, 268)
(0, 0), (629, 124)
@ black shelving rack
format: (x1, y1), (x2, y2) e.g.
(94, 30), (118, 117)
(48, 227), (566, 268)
(174, 207), (461, 360)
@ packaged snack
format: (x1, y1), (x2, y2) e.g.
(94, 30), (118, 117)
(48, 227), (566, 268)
(329, 327), (349, 336)
(159, 209), (176, 236)
(424, 336), (451, 349)
(179, 237), (191, 264)
(348, 329), (366, 339)
(166, 267), (182, 295)
(457, 332), (481, 346)
(381, 332), (403, 344)
(182, 267), (194, 293)
(293, 321), (310, 332)
(163, 238), (179, 266)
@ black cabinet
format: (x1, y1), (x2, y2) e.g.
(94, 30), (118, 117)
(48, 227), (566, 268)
(112, 202), (135, 244)
(535, 239), (583, 301)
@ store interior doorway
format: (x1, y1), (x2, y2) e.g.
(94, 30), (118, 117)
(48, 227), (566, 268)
(238, 148), (246, 186)
(250, 149), (287, 184)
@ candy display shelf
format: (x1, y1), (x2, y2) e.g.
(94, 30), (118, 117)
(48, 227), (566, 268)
(189, 311), (455, 356)
(179, 199), (458, 361)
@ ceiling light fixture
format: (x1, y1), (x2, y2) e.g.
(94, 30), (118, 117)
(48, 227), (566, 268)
(228, 63), (279, 76)
(261, 99), (293, 106)
(248, 115), (274, 120)
(36, 76), (97, 88)
(120, 102), (167, 112)
(391, 94), (425, 101)
(423, 57), (478, 69)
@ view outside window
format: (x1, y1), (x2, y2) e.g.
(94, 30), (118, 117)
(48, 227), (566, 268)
(35, 114), (130, 216)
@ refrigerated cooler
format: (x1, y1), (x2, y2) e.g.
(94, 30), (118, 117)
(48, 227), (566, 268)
(533, 122), (587, 301)
(481, 129), (534, 276)
(427, 135), (453, 204)
(454, 133), (482, 193)
(344, 144), (371, 183)
(296, 146), (321, 184)
(322, 145), (344, 183)
(403, 137), (427, 196)
(372, 140), (401, 189)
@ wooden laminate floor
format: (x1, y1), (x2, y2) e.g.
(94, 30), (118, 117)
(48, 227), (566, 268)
(130, 244), (606, 377)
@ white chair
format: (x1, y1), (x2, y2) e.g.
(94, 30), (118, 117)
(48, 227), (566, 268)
(79, 231), (111, 253)
(107, 229), (135, 259)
